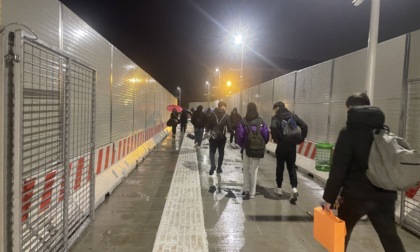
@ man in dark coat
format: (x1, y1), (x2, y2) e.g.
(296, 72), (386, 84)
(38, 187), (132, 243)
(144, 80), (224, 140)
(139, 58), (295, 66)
(180, 109), (189, 133)
(206, 101), (232, 175)
(323, 92), (405, 251)
(229, 107), (242, 146)
(191, 105), (207, 148)
(270, 101), (307, 204)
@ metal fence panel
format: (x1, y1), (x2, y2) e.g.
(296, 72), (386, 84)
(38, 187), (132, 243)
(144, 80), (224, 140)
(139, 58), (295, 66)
(273, 72), (296, 112)
(373, 36), (405, 134)
(133, 68), (147, 131)
(111, 49), (134, 141)
(63, 6), (111, 147)
(145, 81), (156, 128)
(401, 80), (420, 235)
(408, 30), (420, 80)
(295, 61), (332, 143)
(16, 36), (95, 252)
(3, 0), (60, 48)
(258, 80), (274, 126)
(330, 51), (366, 143)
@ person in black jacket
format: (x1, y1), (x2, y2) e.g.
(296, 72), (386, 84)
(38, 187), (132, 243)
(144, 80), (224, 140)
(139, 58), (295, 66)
(229, 107), (242, 146)
(180, 109), (189, 133)
(170, 108), (179, 137)
(206, 101), (232, 175)
(323, 93), (405, 251)
(270, 101), (307, 204)
(191, 105), (207, 148)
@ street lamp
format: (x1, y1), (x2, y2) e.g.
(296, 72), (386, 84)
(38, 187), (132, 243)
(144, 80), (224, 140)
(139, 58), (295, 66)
(235, 34), (244, 114)
(206, 81), (210, 108)
(177, 87), (181, 106)
(215, 68), (221, 86)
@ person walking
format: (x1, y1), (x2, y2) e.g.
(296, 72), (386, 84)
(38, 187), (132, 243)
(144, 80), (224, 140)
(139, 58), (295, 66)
(323, 92), (405, 251)
(170, 108), (179, 137)
(229, 107), (242, 147)
(206, 101), (231, 175)
(236, 103), (269, 199)
(191, 105), (207, 148)
(180, 109), (189, 133)
(270, 101), (307, 204)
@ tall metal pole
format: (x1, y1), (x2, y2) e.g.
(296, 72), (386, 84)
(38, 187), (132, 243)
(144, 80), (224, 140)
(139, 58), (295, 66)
(207, 82), (210, 109)
(365, 0), (380, 103)
(239, 42), (244, 115)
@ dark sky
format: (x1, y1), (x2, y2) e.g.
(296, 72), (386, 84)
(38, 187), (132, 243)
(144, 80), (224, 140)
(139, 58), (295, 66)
(60, 0), (420, 105)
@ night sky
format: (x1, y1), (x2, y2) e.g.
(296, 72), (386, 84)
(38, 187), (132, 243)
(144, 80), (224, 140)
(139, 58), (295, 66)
(60, 0), (420, 106)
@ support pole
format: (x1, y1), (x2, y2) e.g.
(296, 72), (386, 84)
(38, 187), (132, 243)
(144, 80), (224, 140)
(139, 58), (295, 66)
(365, 0), (380, 103)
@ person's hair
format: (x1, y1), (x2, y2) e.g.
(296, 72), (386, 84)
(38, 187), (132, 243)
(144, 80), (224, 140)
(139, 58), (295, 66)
(172, 108), (177, 113)
(345, 92), (370, 108)
(273, 101), (285, 109)
(197, 105), (203, 111)
(247, 102), (257, 113)
(218, 101), (227, 108)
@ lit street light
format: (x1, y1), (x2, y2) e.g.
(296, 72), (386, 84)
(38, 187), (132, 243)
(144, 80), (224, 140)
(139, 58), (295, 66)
(206, 81), (210, 108)
(215, 68), (221, 86)
(177, 87), (181, 106)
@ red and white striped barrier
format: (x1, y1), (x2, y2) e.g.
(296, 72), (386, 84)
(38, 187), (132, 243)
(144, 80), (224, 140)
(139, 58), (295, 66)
(21, 123), (168, 223)
(297, 140), (317, 160)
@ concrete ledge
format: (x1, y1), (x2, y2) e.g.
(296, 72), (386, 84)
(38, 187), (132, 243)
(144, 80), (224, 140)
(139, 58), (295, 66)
(94, 128), (170, 209)
(266, 142), (329, 184)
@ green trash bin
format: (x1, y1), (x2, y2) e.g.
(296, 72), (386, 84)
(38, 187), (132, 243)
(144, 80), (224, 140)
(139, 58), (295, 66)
(315, 143), (333, 172)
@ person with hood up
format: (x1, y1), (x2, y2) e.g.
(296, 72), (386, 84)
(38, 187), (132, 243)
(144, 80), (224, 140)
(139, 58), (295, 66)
(323, 92), (405, 251)
(229, 107), (242, 147)
(180, 109), (189, 133)
(236, 102), (269, 199)
(170, 108), (179, 137)
(270, 101), (308, 204)
(206, 101), (232, 175)
(191, 105), (207, 148)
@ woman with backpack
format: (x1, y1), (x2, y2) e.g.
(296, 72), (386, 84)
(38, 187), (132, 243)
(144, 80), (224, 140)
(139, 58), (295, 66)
(236, 102), (269, 199)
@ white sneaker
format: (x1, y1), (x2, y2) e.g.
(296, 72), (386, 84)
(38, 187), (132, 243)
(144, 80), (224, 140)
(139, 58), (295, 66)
(249, 195), (255, 199)
(290, 187), (299, 204)
(194, 143), (198, 148)
(274, 188), (283, 196)
(197, 145), (201, 149)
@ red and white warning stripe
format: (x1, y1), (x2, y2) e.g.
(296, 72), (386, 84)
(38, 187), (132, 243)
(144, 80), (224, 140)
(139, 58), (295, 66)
(297, 140), (317, 160)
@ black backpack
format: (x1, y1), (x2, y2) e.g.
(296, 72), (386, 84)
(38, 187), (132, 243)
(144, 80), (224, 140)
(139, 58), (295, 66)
(279, 115), (301, 144)
(244, 119), (266, 158)
(210, 114), (227, 141)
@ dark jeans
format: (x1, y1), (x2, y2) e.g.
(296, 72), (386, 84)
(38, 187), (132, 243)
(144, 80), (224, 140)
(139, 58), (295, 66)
(209, 138), (226, 170)
(180, 123), (187, 133)
(172, 124), (177, 135)
(275, 146), (297, 188)
(338, 197), (405, 252)
(229, 129), (236, 144)
(194, 127), (204, 146)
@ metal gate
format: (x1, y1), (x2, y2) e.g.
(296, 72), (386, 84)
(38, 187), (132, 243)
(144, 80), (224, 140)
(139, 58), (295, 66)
(400, 80), (420, 236)
(5, 30), (96, 251)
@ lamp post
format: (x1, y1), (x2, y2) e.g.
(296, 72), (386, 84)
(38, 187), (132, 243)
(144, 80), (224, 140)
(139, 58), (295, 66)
(215, 68), (221, 86)
(235, 34), (244, 114)
(353, 0), (380, 103)
(178, 87), (182, 106)
(206, 81), (210, 109)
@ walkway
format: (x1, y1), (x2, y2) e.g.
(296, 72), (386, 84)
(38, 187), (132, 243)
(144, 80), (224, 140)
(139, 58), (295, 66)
(71, 127), (420, 252)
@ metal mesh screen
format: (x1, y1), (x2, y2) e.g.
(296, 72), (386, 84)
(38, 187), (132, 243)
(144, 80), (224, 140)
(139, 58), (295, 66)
(17, 38), (95, 251)
(21, 41), (66, 251)
(401, 80), (420, 236)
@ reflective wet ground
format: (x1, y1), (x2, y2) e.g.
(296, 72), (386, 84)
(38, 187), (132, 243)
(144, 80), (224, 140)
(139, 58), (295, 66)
(71, 128), (420, 252)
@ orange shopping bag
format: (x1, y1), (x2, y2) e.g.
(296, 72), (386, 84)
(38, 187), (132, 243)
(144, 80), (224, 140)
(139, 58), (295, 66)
(313, 206), (346, 252)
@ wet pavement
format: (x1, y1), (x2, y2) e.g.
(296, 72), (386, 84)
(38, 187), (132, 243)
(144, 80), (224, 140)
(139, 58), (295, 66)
(71, 127), (420, 252)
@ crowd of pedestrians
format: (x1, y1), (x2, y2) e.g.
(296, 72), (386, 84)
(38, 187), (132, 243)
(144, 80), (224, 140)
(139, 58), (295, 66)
(168, 91), (407, 251)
